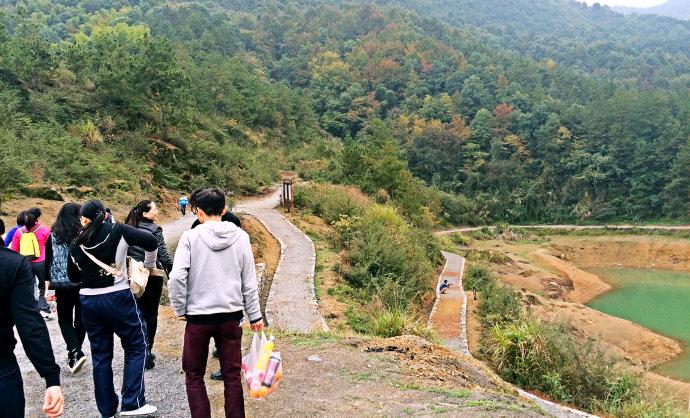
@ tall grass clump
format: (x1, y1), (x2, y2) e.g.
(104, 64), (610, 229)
(296, 183), (441, 340)
(473, 265), (681, 417)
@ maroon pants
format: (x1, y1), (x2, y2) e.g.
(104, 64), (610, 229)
(182, 320), (244, 418)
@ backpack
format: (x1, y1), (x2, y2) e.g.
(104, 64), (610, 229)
(49, 234), (77, 289)
(18, 226), (42, 261)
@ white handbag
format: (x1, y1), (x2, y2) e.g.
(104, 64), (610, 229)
(80, 245), (149, 297)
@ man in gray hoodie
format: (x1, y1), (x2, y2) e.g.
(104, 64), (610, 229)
(168, 188), (263, 418)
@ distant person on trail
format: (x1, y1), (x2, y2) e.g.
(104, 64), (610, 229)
(179, 194), (189, 216)
(46, 203), (87, 374)
(125, 199), (174, 370)
(0, 246), (64, 417)
(67, 200), (159, 417)
(10, 207), (52, 318)
(439, 279), (452, 294)
(4, 211), (26, 247)
(169, 187), (263, 418)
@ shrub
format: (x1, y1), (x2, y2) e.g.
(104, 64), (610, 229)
(475, 267), (681, 416)
(294, 183), (368, 224)
(340, 205), (434, 308)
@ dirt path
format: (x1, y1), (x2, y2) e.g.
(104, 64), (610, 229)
(235, 189), (328, 333)
(428, 252), (595, 418)
(436, 224), (690, 235)
(428, 251), (468, 354)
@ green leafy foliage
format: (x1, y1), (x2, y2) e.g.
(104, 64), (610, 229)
(0, 0), (687, 221)
(473, 266), (680, 416)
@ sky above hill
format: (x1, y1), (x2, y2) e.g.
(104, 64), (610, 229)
(583, 0), (666, 7)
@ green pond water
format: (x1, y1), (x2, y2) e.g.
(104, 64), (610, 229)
(586, 267), (690, 382)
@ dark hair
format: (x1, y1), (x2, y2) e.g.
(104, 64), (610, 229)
(52, 203), (82, 244)
(0, 218), (5, 235)
(16, 211), (27, 226)
(25, 207), (41, 230)
(191, 211), (241, 229)
(190, 188), (225, 216)
(75, 200), (106, 246)
(125, 200), (153, 227)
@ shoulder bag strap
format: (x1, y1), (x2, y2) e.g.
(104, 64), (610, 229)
(79, 245), (122, 277)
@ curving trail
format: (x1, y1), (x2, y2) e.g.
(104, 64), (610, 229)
(428, 251), (596, 418)
(235, 189), (328, 333)
(436, 224), (690, 236)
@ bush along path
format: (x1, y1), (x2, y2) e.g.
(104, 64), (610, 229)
(428, 252), (595, 418)
(235, 188), (329, 333)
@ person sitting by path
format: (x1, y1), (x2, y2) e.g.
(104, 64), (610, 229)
(0, 246), (64, 417)
(68, 200), (159, 417)
(125, 199), (174, 370)
(4, 211), (26, 247)
(439, 280), (452, 294)
(169, 187), (263, 418)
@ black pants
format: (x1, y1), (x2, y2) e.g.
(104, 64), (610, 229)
(55, 288), (86, 356)
(31, 261), (50, 312)
(138, 276), (163, 351)
(181, 205), (187, 216)
(0, 356), (24, 418)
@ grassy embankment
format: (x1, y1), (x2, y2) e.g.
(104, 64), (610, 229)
(462, 255), (682, 417)
(290, 182), (442, 339)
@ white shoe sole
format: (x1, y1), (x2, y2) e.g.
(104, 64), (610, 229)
(120, 405), (157, 416)
(70, 356), (86, 374)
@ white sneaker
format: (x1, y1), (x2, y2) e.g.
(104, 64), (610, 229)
(120, 404), (157, 416)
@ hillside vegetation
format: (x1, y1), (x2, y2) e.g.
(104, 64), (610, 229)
(616, 0), (690, 20)
(0, 0), (688, 223)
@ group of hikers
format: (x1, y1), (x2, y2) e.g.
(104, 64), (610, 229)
(0, 188), (263, 418)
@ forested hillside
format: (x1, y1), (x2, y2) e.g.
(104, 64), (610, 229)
(616, 0), (690, 20)
(0, 0), (688, 222)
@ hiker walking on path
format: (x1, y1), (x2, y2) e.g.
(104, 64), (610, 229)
(169, 187), (263, 418)
(67, 200), (159, 417)
(125, 199), (174, 370)
(46, 203), (87, 374)
(190, 208), (243, 382)
(0, 246), (64, 417)
(179, 194), (189, 217)
(4, 211), (26, 247)
(10, 207), (52, 318)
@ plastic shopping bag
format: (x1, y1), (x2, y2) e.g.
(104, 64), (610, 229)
(242, 332), (283, 399)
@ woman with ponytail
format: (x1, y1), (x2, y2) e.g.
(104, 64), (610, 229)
(46, 203), (86, 374)
(67, 200), (159, 417)
(10, 207), (52, 317)
(125, 200), (173, 370)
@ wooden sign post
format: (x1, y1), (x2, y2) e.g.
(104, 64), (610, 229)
(282, 178), (294, 213)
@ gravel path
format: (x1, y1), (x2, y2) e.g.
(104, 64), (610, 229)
(235, 189), (328, 333)
(429, 252), (596, 418)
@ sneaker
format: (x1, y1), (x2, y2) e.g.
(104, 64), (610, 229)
(41, 310), (53, 320)
(145, 354), (155, 370)
(69, 352), (86, 374)
(210, 370), (222, 381)
(120, 404), (157, 416)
